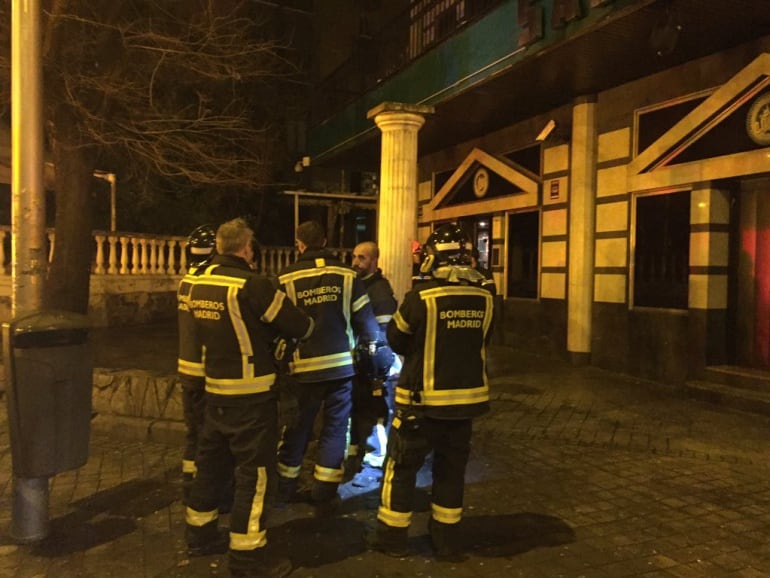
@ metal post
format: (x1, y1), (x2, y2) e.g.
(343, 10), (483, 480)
(11, 0), (49, 542)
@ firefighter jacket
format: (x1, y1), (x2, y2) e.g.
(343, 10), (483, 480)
(386, 276), (495, 419)
(186, 254), (313, 404)
(360, 268), (397, 334)
(279, 248), (380, 383)
(177, 265), (206, 387)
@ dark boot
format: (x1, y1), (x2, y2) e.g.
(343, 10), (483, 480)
(186, 520), (228, 557)
(429, 518), (467, 562)
(229, 548), (292, 578)
(309, 480), (341, 517)
(275, 476), (299, 504)
(363, 521), (409, 557)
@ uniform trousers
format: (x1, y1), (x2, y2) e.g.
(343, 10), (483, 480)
(186, 397), (277, 572)
(377, 413), (472, 530)
(277, 377), (352, 501)
(181, 379), (206, 477)
(350, 376), (397, 460)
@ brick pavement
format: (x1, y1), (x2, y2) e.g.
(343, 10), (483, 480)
(1, 338), (769, 577)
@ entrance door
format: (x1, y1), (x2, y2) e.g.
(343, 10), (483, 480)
(730, 177), (770, 369)
(457, 215), (491, 269)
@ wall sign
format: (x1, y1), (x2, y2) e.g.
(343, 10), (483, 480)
(550, 179), (560, 200)
(473, 167), (489, 198)
(746, 91), (770, 146)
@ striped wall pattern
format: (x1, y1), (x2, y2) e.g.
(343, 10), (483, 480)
(594, 128), (631, 304)
(541, 143), (570, 299)
(689, 185), (730, 310)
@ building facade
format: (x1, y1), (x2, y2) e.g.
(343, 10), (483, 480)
(307, 0), (770, 386)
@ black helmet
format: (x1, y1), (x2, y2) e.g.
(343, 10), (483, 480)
(420, 223), (473, 274)
(187, 224), (217, 267)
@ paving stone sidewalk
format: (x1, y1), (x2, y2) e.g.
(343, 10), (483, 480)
(1, 335), (769, 577)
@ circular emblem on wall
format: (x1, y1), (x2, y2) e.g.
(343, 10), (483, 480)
(746, 91), (770, 146)
(473, 167), (489, 198)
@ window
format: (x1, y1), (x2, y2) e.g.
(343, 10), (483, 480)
(507, 211), (539, 298)
(633, 191), (690, 309)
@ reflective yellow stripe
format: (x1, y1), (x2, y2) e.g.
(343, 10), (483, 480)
(431, 503), (462, 524)
(186, 506), (218, 527)
(197, 274), (246, 289)
(380, 456), (395, 512)
(178, 359), (205, 377)
(279, 265), (355, 285)
(290, 351), (353, 373)
(261, 290), (286, 323)
(314, 464), (343, 483)
(375, 314), (392, 324)
(182, 459), (197, 475)
(344, 274), (355, 349)
(277, 463), (301, 478)
(205, 373), (276, 396)
(352, 293), (370, 313)
(394, 387), (422, 406)
(421, 386), (489, 406)
(230, 466), (268, 551)
(392, 311), (412, 334)
(377, 505), (412, 528)
(423, 297), (437, 390)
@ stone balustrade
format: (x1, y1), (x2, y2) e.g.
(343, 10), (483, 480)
(0, 225), (352, 277)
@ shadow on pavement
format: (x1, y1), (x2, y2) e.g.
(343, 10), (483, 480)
(270, 516), (367, 568)
(32, 470), (180, 557)
(464, 512), (575, 557)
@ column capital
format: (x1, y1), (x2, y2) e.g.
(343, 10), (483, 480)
(367, 101), (435, 121)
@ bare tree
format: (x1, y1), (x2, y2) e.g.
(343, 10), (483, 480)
(0, 0), (307, 313)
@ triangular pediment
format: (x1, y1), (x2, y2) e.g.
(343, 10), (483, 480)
(423, 148), (540, 222)
(629, 53), (770, 190)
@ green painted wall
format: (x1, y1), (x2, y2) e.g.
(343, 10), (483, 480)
(308, 0), (640, 162)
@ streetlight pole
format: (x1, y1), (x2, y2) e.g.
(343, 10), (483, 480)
(93, 170), (117, 232)
(10, 0), (48, 542)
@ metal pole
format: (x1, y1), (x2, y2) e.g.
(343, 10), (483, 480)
(93, 171), (117, 232)
(10, 0), (49, 543)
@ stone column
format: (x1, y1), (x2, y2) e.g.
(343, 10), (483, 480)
(367, 102), (434, 304)
(567, 96), (598, 365)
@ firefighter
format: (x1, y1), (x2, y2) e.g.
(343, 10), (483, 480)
(276, 220), (380, 515)
(177, 224), (217, 500)
(348, 241), (397, 488)
(184, 218), (313, 578)
(365, 223), (495, 560)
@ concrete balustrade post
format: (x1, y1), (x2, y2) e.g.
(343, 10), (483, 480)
(166, 240), (177, 275)
(107, 235), (118, 275)
(179, 240), (188, 273)
(139, 239), (149, 274)
(94, 234), (106, 274)
(130, 238), (140, 275)
(119, 237), (130, 275)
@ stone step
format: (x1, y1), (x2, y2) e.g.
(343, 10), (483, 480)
(701, 365), (770, 392)
(683, 379), (770, 417)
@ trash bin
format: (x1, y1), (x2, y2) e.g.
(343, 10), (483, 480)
(2, 310), (93, 478)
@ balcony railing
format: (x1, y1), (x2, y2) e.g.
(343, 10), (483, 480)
(312, 0), (502, 124)
(0, 226), (352, 278)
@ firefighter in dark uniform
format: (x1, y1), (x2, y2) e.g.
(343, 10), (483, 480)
(184, 218), (313, 578)
(276, 220), (380, 513)
(348, 241), (397, 486)
(177, 224), (217, 498)
(365, 223), (495, 560)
